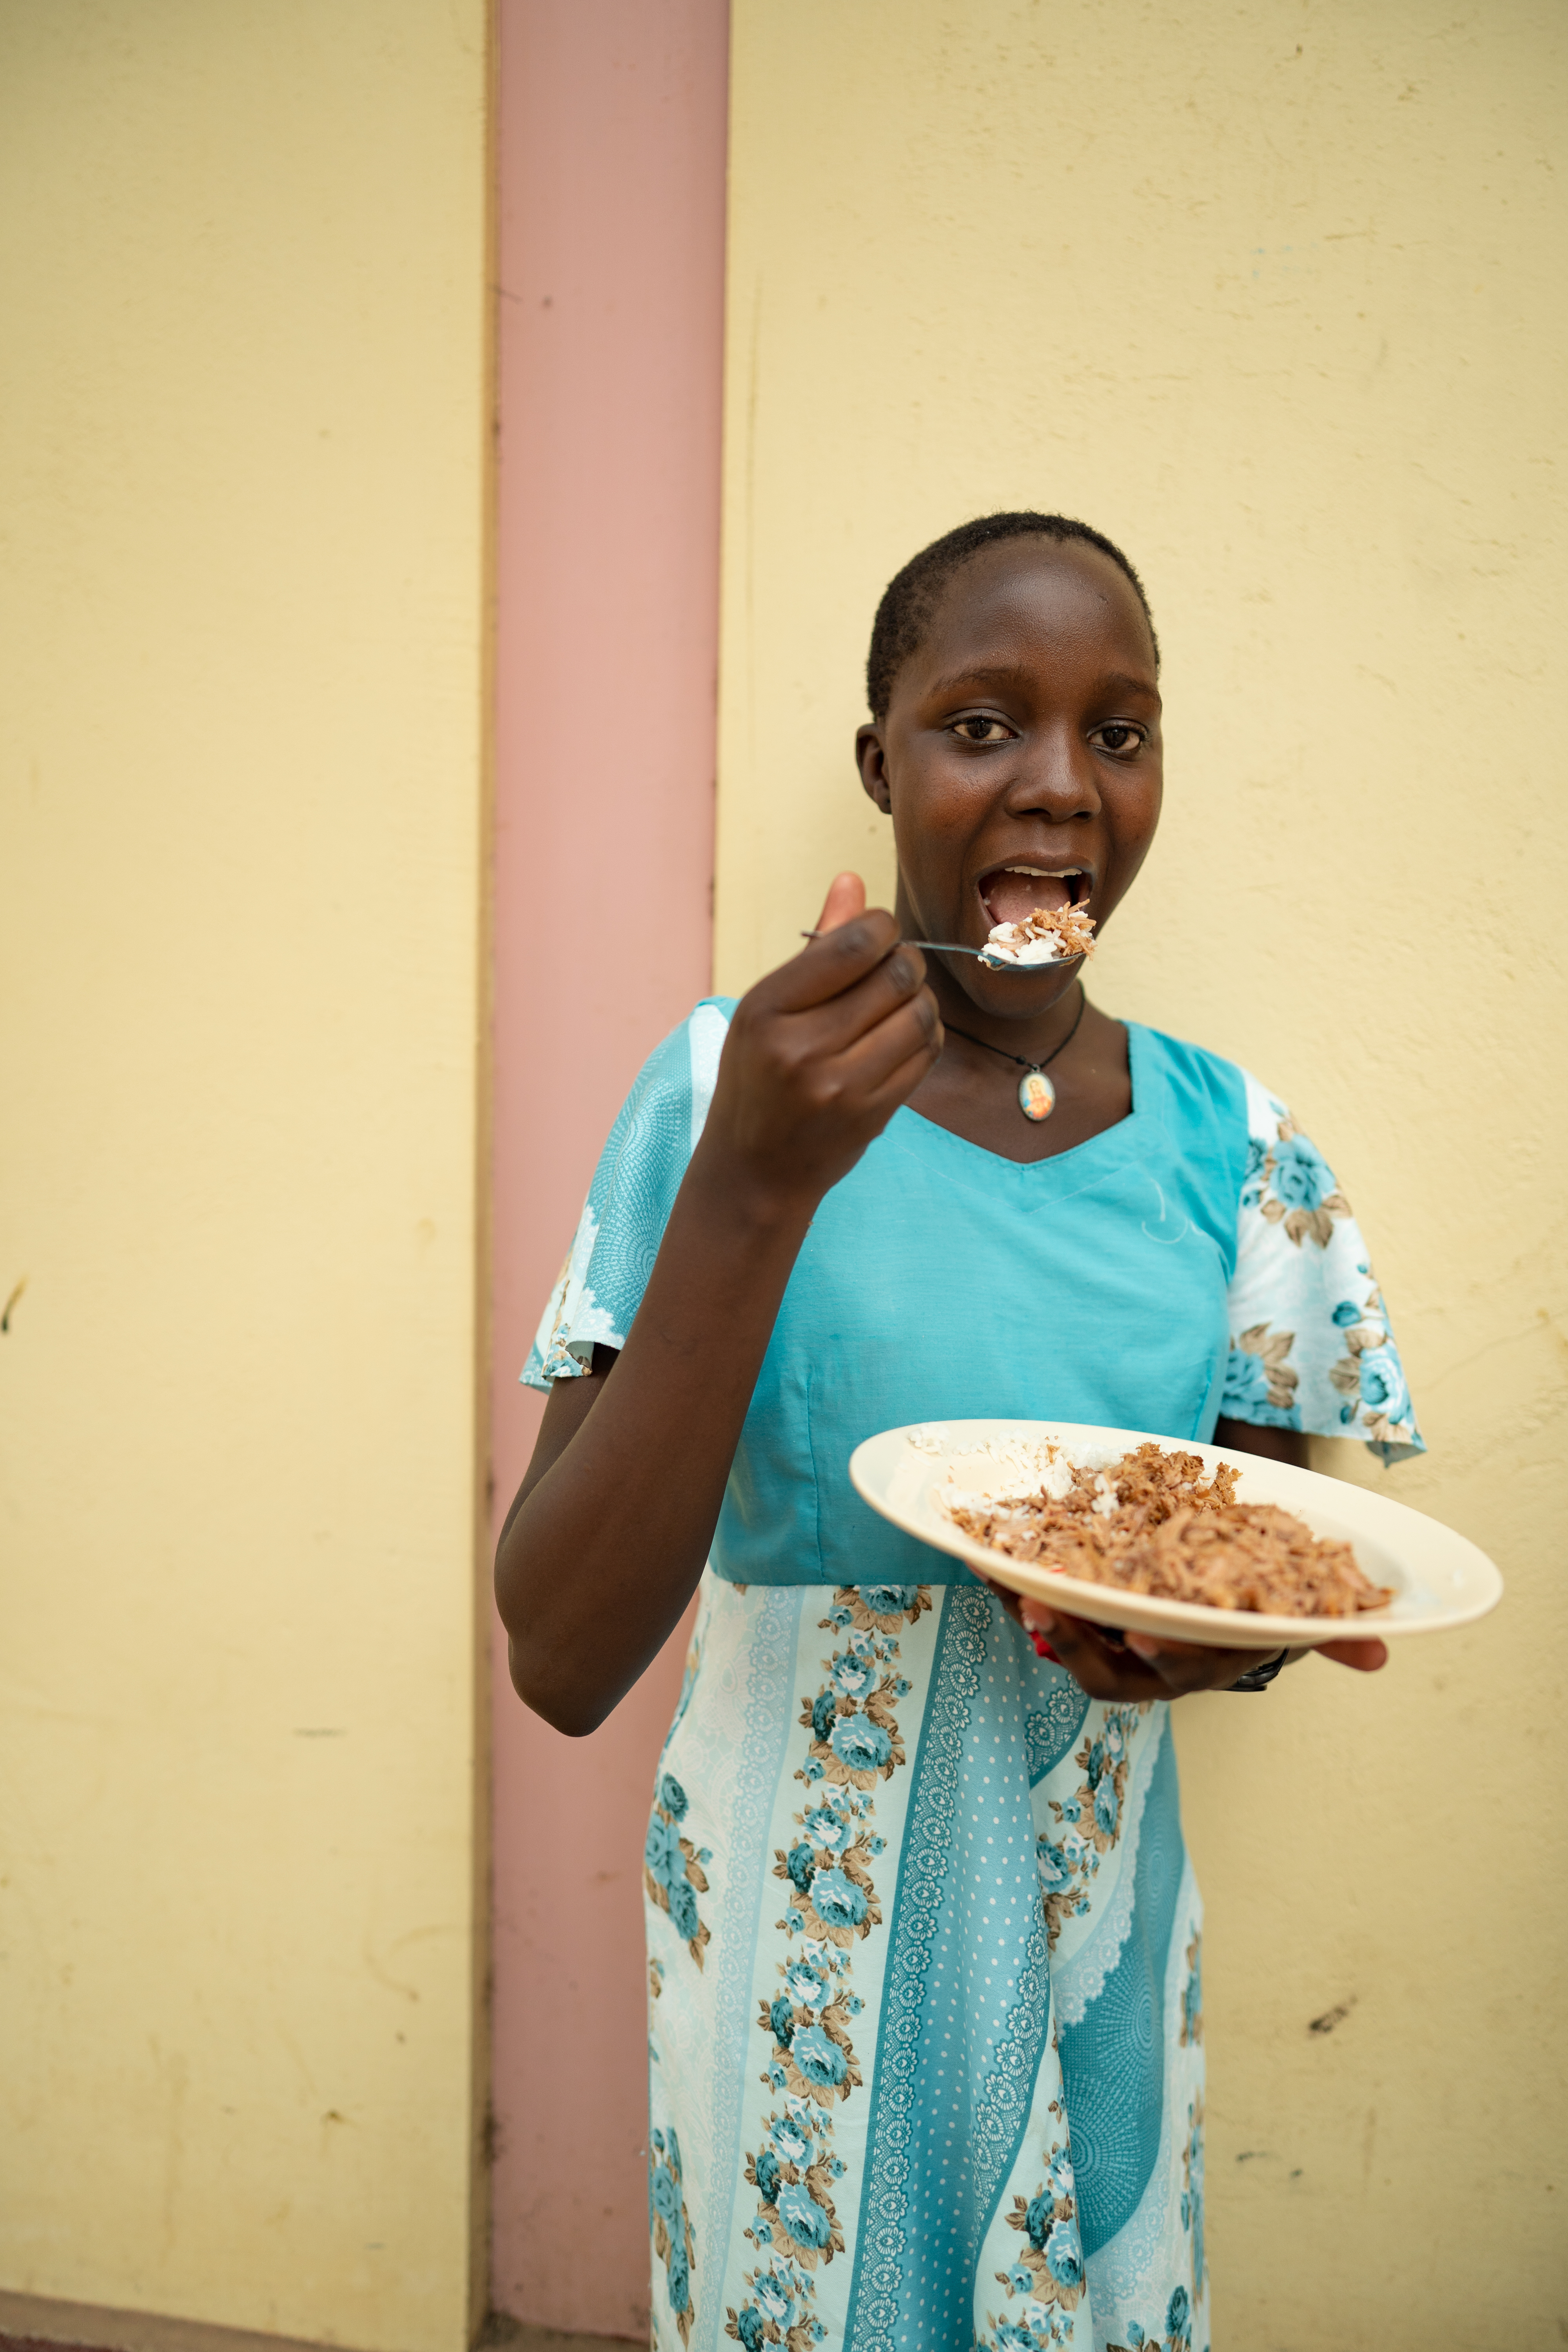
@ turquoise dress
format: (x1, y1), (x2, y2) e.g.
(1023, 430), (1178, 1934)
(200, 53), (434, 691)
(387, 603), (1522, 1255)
(524, 1002), (1421, 2352)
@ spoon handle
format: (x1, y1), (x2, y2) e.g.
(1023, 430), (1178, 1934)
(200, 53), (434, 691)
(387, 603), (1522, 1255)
(799, 929), (985, 958)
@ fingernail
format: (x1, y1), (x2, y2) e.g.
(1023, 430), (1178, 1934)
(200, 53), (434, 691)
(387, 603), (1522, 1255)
(1124, 1632), (1156, 1657)
(1029, 1630), (1061, 1663)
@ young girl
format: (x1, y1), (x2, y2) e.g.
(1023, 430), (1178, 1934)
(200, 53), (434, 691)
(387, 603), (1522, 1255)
(495, 514), (1421, 2352)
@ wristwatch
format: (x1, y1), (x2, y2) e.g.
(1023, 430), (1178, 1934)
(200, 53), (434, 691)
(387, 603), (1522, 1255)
(1228, 1648), (1291, 1691)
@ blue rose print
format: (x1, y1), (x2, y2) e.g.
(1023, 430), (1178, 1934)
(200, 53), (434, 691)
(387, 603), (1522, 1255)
(789, 2023), (849, 2088)
(1047, 2148), (1074, 2198)
(784, 1957), (829, 2007)
(1332, 1297), (1363, 1326)
(1166, 2282), (1191, 2339)
(767, 1993), (795, 2047)
(1044, 2215), (1083, 2287)
(754, 2272), (793, 2323)
(651, 2163), (681, 2223)
(784, 1840), (816, 1892)
(753, 2146), (782, 2205)
(1005, 2263), (1035, 2296)
(1358, 1344), (1410, 1424)
(829, 1650), (875, 1697)
(645, 1812), (683, 1888)
(734, 2308), (765, 2352)
(666, 2239), (690, 2314)
(802, 1804), (852, 1853)
(659, 1773), (688, 1820)
(668, 1874), (699, 1942)
(829, 1714), (892, 1772)
(768, 2112), (812, 2165)
(809, 1866), (868, 1929)
(1241, 1133), (1266, 1204)
(809, 1690), (838, 1742)
(777, 2180), (833, 2250)
(1270, 1133), (1331, 1211)
(1220, 1347), (1303, 1428)
(1093, 1774), (1120, 1837)
(1036, 1838), (1069, 1890)
(1220, 1348), (1272, 1416)
(862, 1584), (918, 1616)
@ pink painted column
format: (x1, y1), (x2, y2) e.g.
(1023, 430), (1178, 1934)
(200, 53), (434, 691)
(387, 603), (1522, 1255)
(489, 2), (729, 2335)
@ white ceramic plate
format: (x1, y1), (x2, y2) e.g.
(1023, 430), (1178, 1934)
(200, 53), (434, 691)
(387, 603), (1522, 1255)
(848, 1419), (1504, 1650)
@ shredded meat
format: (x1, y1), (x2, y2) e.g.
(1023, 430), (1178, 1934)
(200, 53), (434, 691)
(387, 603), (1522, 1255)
(945, 1442), (1392, 1617)
(986, 903), (1098, 961)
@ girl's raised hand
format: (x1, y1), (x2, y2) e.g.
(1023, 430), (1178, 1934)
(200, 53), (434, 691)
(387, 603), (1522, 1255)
(698, 871), (943, 1216)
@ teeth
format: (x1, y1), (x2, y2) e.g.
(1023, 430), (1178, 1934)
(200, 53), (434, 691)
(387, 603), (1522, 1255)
(1000, 864), (1083, 877)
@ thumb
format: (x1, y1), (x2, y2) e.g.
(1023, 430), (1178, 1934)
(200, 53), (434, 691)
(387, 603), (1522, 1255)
(813, 871), (867, 935)
(1317, 1637), (1389, 1673)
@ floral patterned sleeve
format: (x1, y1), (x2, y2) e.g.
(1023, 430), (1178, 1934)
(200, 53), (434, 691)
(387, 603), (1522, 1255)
(521, 999), (733, 1388)
(1220, 1069), (1424, 1464)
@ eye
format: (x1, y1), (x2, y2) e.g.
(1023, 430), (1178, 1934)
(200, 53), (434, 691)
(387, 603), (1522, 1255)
(1089, 722), (1147, 757)
(948, 714), (1014, 745)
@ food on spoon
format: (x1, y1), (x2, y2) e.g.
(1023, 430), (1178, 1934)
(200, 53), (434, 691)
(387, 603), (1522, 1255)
(982, 902), (1097, 965)
(937, 1439), (1392, 1617)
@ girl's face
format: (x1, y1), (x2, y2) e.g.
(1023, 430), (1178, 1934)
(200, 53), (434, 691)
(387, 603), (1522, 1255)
(856, 537), (1163, 1017)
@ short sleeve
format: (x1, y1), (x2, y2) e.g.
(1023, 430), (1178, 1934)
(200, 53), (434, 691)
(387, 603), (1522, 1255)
(521, 999), (734, 1388)
(1220, 1069), (1425, 1465)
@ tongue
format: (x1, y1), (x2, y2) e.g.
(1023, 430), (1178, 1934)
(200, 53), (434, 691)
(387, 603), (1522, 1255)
(984, 870), (1070, 925)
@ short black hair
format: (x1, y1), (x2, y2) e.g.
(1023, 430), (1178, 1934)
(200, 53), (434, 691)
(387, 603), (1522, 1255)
(865, 510), (1159, 720)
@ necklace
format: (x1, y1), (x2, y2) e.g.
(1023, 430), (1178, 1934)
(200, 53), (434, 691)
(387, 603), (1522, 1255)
(944, 983), (1087, 1122)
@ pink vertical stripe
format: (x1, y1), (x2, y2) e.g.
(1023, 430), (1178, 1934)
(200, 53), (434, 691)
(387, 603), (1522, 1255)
(490, 0), (728, 2331)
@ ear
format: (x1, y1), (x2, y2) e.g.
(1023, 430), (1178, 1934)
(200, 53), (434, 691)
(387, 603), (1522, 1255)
(856, 722), (892, 815)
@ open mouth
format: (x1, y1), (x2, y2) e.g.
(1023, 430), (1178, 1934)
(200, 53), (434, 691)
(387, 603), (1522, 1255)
(977, 865), (1092, 927)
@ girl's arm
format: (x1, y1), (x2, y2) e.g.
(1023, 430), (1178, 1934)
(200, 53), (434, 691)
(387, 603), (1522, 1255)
(494, 880), (940, 1736)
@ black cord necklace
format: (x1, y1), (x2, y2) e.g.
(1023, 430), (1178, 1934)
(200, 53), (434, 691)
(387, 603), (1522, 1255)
(944, 982), (1087, 1123)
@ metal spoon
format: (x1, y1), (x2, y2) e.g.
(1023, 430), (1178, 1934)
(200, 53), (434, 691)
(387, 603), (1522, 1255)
(800, 929), (1084, 971)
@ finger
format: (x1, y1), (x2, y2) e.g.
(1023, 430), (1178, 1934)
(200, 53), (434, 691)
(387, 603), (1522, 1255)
(1123, 1632), (1218, 1665)
(976, 1575), (1026, 1628)
(769, 907), (904, 1014)
(799, 942), (931, 1060)
(1012, 1597), (1061, 1662)
(846, 1002), (945, 1110)
(1061, 1615), (1240, 1698)
(813, 871), (866, 934)
(856, 1020), (945, 1122)
(824, 986), (940, 1098)
(1124, 1630), (1278, 1695)
(1317, 1637), (1389, 1673)
(1045, 1610), (1168, 1700)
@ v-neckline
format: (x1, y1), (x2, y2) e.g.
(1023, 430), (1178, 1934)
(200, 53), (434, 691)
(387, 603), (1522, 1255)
(891, 1018), (1159, 1183)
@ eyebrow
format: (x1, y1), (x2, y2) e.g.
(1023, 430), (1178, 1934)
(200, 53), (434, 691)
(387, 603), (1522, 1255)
(924, 662), (1161, 704)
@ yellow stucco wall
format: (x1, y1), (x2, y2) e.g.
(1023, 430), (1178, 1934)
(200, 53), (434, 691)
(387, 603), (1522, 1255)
(717, 3), (1566, 2342)
(0, 7), (490, 2347)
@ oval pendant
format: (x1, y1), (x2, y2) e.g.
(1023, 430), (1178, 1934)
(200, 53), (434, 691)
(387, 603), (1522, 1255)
(1018, 1067), (1056, 1122)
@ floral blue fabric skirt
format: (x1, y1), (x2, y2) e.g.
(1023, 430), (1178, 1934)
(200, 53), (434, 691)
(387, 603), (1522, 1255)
(644, 1574), (1209, 2352)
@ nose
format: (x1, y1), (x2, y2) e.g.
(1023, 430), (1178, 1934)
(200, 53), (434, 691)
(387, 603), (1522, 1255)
(1002, 720), (1101, 823)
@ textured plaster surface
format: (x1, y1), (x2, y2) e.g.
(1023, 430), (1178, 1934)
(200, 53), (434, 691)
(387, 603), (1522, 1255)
(0, 7), (490, 2346)
(717, 4), (1568, 2343)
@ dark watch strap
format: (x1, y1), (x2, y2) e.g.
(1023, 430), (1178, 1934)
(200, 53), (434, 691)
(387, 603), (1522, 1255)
(1228, 1648), (1290, 1691)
